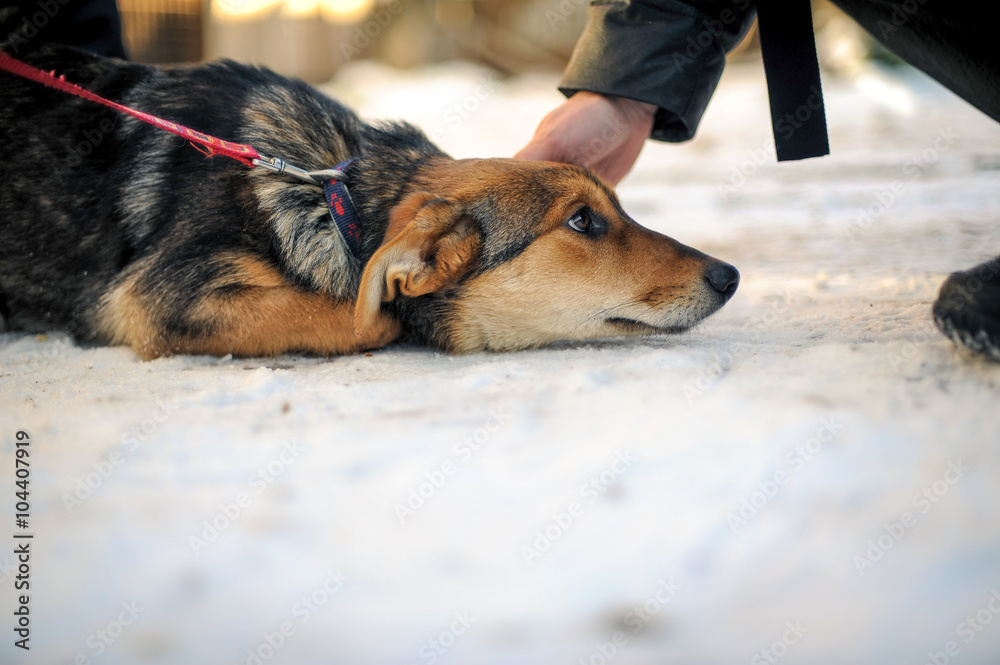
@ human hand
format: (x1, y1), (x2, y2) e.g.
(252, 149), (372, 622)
(514, 91), (657, 186)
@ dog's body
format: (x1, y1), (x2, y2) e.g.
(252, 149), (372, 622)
(0, 45), (739, 359)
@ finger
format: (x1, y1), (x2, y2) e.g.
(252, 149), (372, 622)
(513, 139), (558, 162)
(588, 157), (625, 186)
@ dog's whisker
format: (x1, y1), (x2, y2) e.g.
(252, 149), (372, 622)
(571, 298), (653, 335)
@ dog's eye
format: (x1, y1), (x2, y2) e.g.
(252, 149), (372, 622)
(567, 210), (592, 234)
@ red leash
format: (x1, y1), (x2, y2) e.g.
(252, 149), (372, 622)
(1, 51), (366, 254)
(0, 51), (261, 166)
(0, 51), (344, 185)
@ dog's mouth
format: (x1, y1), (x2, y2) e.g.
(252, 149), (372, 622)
(605, 317), (689, 335)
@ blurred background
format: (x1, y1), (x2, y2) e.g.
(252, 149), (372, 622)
(119, 0), (899, 83)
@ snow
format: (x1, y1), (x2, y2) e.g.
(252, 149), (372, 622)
(2, 60), (1000, 665)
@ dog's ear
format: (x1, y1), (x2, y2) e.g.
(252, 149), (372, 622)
(354, 191), (480, 337)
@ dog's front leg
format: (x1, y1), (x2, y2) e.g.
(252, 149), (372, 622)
(94, 251), (400, 359)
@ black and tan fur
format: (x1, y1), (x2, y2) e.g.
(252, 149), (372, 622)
(0, 44), (739, 359)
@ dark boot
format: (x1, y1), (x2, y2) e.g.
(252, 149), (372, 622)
(932, 255), (1000, 361)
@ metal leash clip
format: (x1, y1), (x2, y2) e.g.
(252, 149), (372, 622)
(252, 156), (348, 186)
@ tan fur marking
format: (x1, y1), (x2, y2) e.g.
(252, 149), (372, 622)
(94, 257), (164, 360)
(97, 253), (399, 359)
(447, 212), (716, 353)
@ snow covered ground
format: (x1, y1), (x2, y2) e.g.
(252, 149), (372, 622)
(2, 59), (1000, 665)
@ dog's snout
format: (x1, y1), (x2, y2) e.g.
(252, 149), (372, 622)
(705, 262), (740, 298)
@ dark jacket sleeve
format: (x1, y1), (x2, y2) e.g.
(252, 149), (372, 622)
(558, 0), (756, 142)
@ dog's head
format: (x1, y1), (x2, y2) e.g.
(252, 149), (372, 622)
(354, 158), (738, 353)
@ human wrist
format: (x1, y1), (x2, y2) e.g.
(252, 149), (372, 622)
(608, 95), (657, 124)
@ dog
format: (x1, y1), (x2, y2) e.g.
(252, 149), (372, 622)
(0, 44), (739, 359)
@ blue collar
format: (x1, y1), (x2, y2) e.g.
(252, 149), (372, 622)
(322, 158), (362, 258)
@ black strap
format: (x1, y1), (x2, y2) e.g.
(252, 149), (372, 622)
(323, 159), (362, 258)
(756, 0), (830, 161)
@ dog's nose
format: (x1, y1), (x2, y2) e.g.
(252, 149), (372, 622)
(705, 261), (740, 298)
